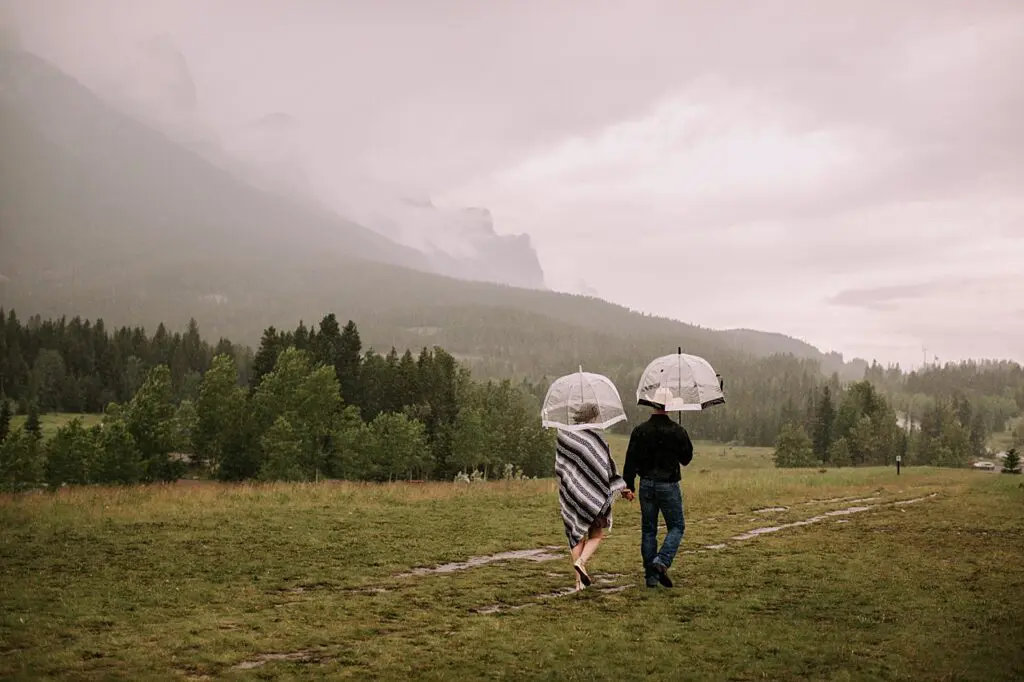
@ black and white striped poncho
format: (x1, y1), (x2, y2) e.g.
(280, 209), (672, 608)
(555, 429), (626, 548)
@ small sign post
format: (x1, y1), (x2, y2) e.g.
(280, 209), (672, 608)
(896, 454), (902, 475)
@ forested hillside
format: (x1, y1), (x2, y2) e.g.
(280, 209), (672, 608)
(3, 311), (1021, 454)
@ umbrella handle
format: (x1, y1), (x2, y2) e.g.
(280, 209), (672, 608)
(677, 347), (683, 425)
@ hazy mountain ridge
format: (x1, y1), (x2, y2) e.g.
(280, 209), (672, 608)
(0, 48), (429, 266)
(340, 199), (546, 289)
(720, 328), (868, 380)
(84, 36), (547, 290)
(0, 47), (860, 378)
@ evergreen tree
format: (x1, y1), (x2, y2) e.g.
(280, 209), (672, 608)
(813, 385), (835, 460)
(214, 338), (235, 359)
(0, 397), (11, 443)
(250, 326), (285, 390)
(24, 401), (42, 441)
(32, 349), (66, 411)
(293, 321), (311, 352)
(1001, 447), (1020, 474)
(314, 314), (341, 369)
(337, 320), (363, 408)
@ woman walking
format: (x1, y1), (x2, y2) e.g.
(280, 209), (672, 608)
(555, 402), (629, 590)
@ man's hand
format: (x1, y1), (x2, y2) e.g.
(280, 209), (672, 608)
(621, 489), (635, 502)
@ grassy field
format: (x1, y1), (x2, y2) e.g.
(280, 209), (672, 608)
(989, 418), (1021, 452)
(2, 461), (1023, 681)
(8, 413), (103, 440)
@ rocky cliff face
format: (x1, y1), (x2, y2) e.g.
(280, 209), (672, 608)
(418, 207), (546, 289)
(104, 34), (220, 157)
(313, 179), (547, 290)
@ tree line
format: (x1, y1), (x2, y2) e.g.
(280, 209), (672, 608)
(2, 309), (1022, 486)
(0, 310), (253, 413)
(772, 378), (1020, 468)
(0, 313), (552, 491)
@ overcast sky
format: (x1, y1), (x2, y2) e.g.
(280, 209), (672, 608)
(4, 0), (1023, 368)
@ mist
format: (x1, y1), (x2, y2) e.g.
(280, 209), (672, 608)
(2, 0), (1023, 367)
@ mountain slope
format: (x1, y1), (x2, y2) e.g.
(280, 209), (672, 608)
(0, 48), (428, 283)
(82, 34), (547, 290)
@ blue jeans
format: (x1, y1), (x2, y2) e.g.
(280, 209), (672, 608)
(639, 479), (685, 585)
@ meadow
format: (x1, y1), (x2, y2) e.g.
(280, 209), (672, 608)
(8, 413), (104, 441)
(2, 447), (1023, 681)
(988, 417), (1021, 453)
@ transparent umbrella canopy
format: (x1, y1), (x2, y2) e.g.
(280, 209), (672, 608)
(542, 368), (627, 432)
(636, 350), (725, 412)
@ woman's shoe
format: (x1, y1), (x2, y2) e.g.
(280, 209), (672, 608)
(573, 560), (592, 587)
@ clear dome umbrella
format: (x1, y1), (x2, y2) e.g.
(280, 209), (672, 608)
(636, 349), (725, 412)
(542, 367), (627, 432)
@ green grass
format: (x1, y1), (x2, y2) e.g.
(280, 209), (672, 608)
(8, 412), (103, 440)
(989, 417), (1021, 452)
(2, 466), (1022, 680)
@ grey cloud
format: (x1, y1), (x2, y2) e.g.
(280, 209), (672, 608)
(7, 0), (1023, 197)
(828, 281), (966, 310)
(5, 0), (1023, 365)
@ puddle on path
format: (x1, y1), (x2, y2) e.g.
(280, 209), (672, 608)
(700, 494), (935, 549)
(729, 505), (875, 541)
(702, 496), (879, 522)
(233, 650), (321, 670)
(894, 494), (936, 506)
(799, 494), (880, 506)
(398, 547), (564, 578)
(844, 496), (882, 505)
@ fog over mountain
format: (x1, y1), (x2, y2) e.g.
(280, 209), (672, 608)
(2, 0), (1022, 367)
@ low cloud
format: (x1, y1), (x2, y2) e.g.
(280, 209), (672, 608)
(5, 0), (1023, 367)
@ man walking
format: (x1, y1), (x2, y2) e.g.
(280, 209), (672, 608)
(622, 388), (694, 588)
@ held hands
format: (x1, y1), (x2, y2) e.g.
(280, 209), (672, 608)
(621, 489), (635, 502)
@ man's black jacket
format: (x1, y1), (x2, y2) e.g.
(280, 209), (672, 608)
(622, 414), (694, 492)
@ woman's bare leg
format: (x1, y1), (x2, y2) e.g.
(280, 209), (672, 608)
(571, 537), (586, 563)
(571, 538), (587, 589)
(578, 528), (604, 566)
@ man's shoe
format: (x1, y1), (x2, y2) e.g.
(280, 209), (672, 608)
(652, 561), (673, 588)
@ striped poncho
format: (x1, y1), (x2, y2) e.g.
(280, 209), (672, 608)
(555, 429), (627, 548)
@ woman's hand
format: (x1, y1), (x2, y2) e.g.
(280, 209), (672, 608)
(621, 489), (635, 502)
